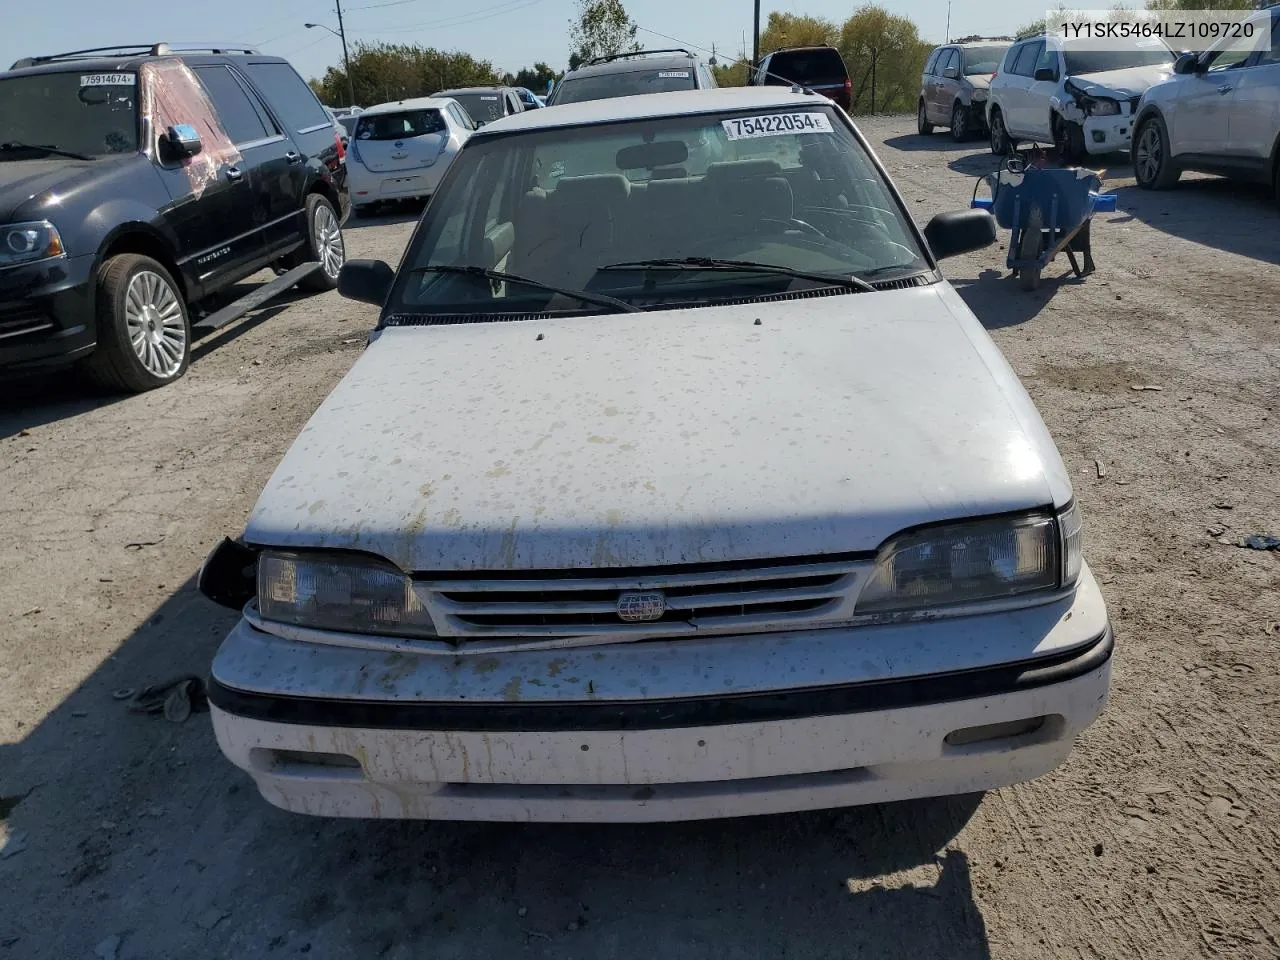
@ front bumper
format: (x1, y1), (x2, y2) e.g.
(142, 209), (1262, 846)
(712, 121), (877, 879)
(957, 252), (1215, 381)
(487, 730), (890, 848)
(0, 253), (97, 374)
(210, 568), (1113, 821)
(1083, 112), (1134, 155)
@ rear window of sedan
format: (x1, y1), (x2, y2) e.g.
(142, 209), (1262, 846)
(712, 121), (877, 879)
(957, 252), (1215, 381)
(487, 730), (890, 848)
(552, 68), (696, 105)
(355, 109), (446, 141)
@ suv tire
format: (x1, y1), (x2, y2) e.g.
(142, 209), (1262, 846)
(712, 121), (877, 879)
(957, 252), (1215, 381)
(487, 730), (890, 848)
(1133, 116), (1179, 190)
(1054, 115), (1085, 164)
(989, 107), (1010, 155)
(83, 254), (190, 393)
(951, 101), (970, 141)
(291, 194), (347, 292)
(917, 100), (934, 135)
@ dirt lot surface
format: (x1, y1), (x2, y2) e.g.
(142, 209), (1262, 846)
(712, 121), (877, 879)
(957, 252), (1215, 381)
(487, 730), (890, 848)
(2, 115), (1278, 960)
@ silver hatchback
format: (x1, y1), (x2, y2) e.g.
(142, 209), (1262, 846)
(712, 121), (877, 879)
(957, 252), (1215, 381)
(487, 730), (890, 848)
(918, 39), (1011, 141)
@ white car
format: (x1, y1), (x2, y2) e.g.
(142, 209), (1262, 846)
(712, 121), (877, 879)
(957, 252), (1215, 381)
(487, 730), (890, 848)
(987, 33), (1175, 160)
(345, 97), (475, 217)
(200, 87), (1113, 823)
(1133, 6), (1280, 201)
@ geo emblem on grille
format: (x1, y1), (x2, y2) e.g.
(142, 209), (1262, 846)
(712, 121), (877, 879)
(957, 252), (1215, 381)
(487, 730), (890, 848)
(616, 590), (666, 623)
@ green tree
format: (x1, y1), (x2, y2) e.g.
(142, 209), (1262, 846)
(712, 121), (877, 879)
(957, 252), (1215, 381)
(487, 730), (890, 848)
(503, 62), (558, 92)
(759, 12), (838, 54)
(838, 5), (930, 114)
(310, 42), (499, 106)
(1147, 0), (1251, 9)
(568, 0), (640, 70)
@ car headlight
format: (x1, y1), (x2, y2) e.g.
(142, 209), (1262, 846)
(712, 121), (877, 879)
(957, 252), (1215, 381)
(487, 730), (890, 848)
(258, 551), (437, 637)
(854, 508), (1081, 615)
(971, 89), (988, 101)
(1086, 97), (1120, 116)
(0, 221), (65, 268)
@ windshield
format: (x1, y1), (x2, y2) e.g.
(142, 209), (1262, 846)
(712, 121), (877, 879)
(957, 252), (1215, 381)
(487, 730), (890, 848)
(963, 46), (1008, 75)
(390, 105), (929, 320)
(445, 93), (507, 124)
(0, 71), (139, 158)
(1063, 41), (1173, 75)
(355, 109), (445, 140)
(764, 49), (847, 85)
(552, 69), (696, 105)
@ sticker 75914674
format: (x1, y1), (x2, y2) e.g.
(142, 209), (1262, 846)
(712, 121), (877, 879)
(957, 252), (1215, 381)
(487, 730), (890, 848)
(722, 112), (833, 141)
(80, 73), (136, 87)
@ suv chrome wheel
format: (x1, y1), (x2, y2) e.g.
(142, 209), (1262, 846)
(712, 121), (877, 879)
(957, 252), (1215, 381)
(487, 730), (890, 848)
(315, 203), (345, 280)
(125, 269), (186, 378)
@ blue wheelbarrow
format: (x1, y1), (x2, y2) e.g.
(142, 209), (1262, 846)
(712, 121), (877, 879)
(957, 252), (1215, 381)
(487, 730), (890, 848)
(971, 157), (1117, 291)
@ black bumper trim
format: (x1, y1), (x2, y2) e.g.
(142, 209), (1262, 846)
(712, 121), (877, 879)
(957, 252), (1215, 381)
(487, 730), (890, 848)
(209, 624), (1113, 733)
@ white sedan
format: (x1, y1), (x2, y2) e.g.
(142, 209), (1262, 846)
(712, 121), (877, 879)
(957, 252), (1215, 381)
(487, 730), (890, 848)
(200, 87), (1113, 822)
(345, 96), (475, 217)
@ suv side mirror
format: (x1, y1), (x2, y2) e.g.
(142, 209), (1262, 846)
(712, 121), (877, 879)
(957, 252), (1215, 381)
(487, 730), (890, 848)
(338, 259), (395, 305)
(160, 123), (202, 162)
(1173, 52), (1200, 74)
(943, 66), (960, 79)
(1033, 67), (1058, 82)
(924, 210), (997, 259)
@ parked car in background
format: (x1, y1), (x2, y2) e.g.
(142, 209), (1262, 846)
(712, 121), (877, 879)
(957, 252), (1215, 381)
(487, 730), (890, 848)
(986, 34), (1175, 160)
(202, 87), (1112, 824)
(0, 42), (347, 392)
(513, 86), (543, 109)
(546, 49), (715, 106)
(1133, 5), (1280, 202)
(431, 86), (524, 126)
(918, 38), (1011, 140)
(346, 97), (475, 217)
(751, 45), (852, 112)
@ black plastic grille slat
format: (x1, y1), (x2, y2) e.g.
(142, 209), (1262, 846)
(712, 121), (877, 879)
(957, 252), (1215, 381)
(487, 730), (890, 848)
(439, 573), (847, 605)
(456, 598), (830, 628)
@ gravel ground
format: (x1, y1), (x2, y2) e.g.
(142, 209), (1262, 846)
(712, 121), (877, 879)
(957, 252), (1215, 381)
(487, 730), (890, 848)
(2, 115), (1278, 960)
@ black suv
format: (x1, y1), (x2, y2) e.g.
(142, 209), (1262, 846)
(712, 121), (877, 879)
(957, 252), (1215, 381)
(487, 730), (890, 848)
(0, 43), (348, 392)
(546, 49), (717, 106)
(751, 46), (852, 112)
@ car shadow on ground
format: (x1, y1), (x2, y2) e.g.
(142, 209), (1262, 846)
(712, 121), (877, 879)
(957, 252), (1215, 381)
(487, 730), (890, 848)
(0, 371), (129, 437)
(343, 203), (425, 231)
(1110, 178), (1280, 266)
(0, 575), (992, 959)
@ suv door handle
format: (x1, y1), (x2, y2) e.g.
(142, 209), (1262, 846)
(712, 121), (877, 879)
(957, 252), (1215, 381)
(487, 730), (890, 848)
(285, 151), (302, 164)
(225, 165), (243, 181)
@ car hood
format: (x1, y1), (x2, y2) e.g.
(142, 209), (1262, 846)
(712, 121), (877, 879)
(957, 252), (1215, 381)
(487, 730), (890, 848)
(245, 285), (1072, 571)
(0, 157), (98, 221)
(1068, 64), (1173, 99)
(967, 75), (993, 91)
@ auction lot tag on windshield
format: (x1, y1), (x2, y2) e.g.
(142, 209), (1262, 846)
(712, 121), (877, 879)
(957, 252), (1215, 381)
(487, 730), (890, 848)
(81, 73), (136, 86)
(723, 112), (833, 140)
(659, 71), (690, 78)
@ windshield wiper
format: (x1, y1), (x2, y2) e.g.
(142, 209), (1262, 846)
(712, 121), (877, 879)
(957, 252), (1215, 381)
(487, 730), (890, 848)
(598, 257), (876, 293)
(408, 265), (640, 313)
(0, 141), (95, 162)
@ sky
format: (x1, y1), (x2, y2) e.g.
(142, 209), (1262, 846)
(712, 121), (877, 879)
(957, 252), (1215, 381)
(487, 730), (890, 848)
(4, 0), (1050, 85)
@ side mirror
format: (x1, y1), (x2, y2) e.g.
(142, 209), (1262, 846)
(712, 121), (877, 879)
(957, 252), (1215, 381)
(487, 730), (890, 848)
(1173, 52), (1199, 75)
(338, 259), (395, 305)
(161, 123), (202, 162)
(943, 66), (960, 79)
(924, 210), (997, 259)
(1033, 67), (1058, 82)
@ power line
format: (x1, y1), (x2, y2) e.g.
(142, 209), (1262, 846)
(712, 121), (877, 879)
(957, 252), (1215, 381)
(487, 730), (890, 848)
(354, 0), (548, 36)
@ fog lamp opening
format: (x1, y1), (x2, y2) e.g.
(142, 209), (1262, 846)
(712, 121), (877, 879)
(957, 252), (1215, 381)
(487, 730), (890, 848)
(944, 716), (1048, 747)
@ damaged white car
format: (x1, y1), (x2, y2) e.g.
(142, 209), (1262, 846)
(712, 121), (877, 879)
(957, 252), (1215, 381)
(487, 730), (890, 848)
(199, 87), (1113, 822)
(988, 34), (1175, 160)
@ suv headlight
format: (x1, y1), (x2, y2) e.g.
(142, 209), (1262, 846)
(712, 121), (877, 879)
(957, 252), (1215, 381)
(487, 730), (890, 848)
(971, 88), (988, 101)
(855, 507), (1082, 615)
(1086, 97), (1120, 116)
(258, 551), (437, 637)
(0, 221), (65, 268)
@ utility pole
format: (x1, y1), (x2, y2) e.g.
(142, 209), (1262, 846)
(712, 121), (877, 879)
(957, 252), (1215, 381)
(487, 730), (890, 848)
(335, 0), (355, 106)
(946, 0), (952, 42)
(752, 0), (761, 69)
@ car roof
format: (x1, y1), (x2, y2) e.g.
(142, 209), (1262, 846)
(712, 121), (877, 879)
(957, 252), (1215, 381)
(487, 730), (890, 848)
(564, 52), (699, 79)
(4, 48), (290, 78)
(765, 45), (841, 55)
(435, 86), (515, 95)
(475, 86), (834, 137)
(359, 96), (456, 116)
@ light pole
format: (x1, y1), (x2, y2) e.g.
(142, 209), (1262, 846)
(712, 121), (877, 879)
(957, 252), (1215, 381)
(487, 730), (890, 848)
(306, 7), (355, 107)
(752, 0), (761, 71)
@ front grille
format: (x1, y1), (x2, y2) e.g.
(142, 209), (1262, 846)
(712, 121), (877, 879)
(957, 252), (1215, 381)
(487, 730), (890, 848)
(0, 303), (54, 341)
(416, 555), (870, 640)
